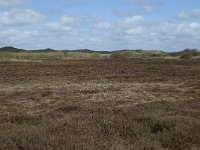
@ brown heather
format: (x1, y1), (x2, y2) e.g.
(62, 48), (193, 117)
(0, 59), (200, 150)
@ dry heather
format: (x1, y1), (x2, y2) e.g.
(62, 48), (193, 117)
(0, 59), (200, 150)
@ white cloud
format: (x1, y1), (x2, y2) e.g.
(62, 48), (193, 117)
(0, 9), (43, 25)
(143, 5), (154, 12)
(61, 15), (100, 26)
(125, 26), (144, 35)
(47, 23), (72, 32)
(177, 9), (200, 19)
(0, 28), (41, 48)
(190, 22), (200, 29)
(122, 15), (144, 27)
(0, 0), (24, 7)
(0, 29), (18, 37)
(46, 15), (78, 32)
(95, 22), (112, 29)
(61, 15), (76, 24)
(177, 11), (190, 19)
(107, 20), (200, 50)
(46, 15), (100, 33)
(0, 29), (39, 39)
(122, 0), (154, 12)
(151, 22), (200, 37)
(0, 11), (200, 51)
(144, 22), (200, 49)
(191, 9), (200, 17)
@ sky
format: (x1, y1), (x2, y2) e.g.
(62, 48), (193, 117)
(0, 0), (200, 51)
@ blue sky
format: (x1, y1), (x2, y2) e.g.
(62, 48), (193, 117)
(0, 0), (200, 51)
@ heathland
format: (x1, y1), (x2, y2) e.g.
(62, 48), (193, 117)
(0, 47), (200, 149)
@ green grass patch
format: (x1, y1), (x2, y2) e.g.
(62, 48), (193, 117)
(0, 52), (66, 61)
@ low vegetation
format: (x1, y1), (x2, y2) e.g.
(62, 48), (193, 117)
(1, 46), (199, 61)
(170, 48), (200, 59)
(0, 51), (65, 60)
(0, 99), (199, 150)
(180, 52), (193, 60)
(0, 59), (200, 149)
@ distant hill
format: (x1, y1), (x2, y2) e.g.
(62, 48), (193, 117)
(0, 46), (25, 52)
(0, 46), (199, 57)
(29, 48), (56, 53)
(169, 49), (200, 57)
(0, 47), (111, 54)
(63, 49), (111, 54)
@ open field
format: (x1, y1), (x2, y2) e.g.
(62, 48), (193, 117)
(0, 59), (200, 149)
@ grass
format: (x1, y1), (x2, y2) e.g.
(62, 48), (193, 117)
(0, 51), (110, 61)
(1, 47), (200, 61)
(0, 50), (175, 61)
(0, 51), (66, 61)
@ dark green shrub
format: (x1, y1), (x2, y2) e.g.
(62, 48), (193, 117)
(180, 52), (193, 60)
(110, 51), (134, 59)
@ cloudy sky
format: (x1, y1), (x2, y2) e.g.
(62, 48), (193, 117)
(0, 0), (200, 51)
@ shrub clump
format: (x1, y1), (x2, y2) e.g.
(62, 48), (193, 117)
(110, 51), (135, 59)
(180, 52), (193, 60)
